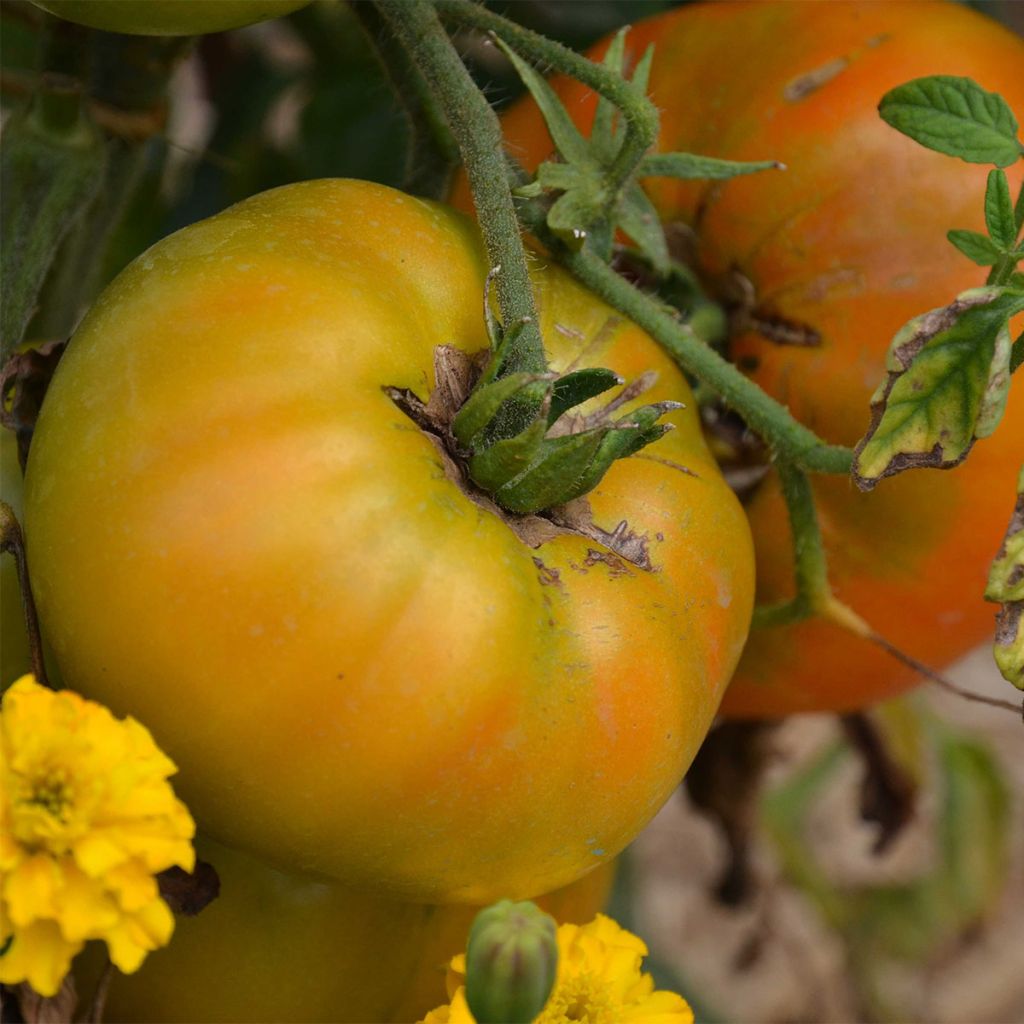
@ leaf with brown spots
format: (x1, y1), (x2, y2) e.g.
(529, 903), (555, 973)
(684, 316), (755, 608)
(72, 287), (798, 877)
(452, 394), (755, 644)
(985, 466), (1024, 689)
(853, 287), (1023, 491)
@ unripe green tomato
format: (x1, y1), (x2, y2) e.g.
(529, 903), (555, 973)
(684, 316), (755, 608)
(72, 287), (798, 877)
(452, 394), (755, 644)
(30, 1), (311, 36)
(90, 833), (614, 1023)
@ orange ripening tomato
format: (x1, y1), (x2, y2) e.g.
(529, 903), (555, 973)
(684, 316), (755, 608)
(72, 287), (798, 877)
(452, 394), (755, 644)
(88, 832), (613, 1023)
(24, 179), (753, 901)
(474, 0), (1024, 717)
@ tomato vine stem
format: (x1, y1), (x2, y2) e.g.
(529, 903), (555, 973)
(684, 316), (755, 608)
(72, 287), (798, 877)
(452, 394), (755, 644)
(375, 0), (547, 379)
(523, 223), (856, 476)
(434, 0), (660, 197)
(0, 500), (49, 688)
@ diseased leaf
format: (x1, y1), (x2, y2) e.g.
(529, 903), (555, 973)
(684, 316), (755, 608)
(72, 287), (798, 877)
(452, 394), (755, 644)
(984, 169), (1017, 250)
(879, 76), (1023, 166)
(946, 228), (1003, 266)
(639, 152), (781, 181)
(985, 466), (1024, 689)
(853, 287), (1024, 490)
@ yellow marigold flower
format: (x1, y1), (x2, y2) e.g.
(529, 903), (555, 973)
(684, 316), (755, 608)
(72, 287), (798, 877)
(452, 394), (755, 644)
(0, 675), (195, 997)
(420, 912), (694, 1024)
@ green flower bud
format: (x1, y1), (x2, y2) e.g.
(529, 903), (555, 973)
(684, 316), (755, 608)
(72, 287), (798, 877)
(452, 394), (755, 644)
(464, 899), (558, 1024)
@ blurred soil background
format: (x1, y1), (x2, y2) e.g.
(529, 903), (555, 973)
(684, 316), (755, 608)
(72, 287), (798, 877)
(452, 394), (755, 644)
(627, 649), (1024, 1024)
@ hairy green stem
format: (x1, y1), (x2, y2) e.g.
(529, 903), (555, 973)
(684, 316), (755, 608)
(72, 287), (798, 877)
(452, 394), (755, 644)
(523, 219), (854, 474)
(751, 460), (829, 628)
(435, 0), (659, 194)
(1, 501), (49, 688)
(376, 0), (545, 375)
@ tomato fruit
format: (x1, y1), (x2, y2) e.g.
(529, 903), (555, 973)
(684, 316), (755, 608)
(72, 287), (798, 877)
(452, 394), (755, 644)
(481, 1), (1024, 717)
(30, 1), (310, 35)
(88, 833), (613, 1024)
(24, 179), (753, 901)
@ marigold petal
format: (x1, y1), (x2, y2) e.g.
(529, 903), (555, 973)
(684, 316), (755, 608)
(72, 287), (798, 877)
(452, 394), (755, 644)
(0, 917), (81, 998)
(3, 853), (61, 926)
(622, 989), (695, 1024)
(55, 862), (120, 942)
(71, 830), (128, 876)
(104, 897), (175, 975)
(104, 859), (159, 913)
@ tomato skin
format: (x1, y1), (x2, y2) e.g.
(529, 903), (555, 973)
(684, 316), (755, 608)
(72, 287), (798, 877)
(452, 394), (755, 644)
(479, 1), (1024, 717)
(85, 832), (613, 1023)
(30, 1), (310, 35)
(24, 179), (753, 901)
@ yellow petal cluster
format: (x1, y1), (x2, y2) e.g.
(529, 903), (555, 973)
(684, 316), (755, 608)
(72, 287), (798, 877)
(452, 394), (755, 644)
(421, 912), (694, 1024)
(0, 675), (195, 997)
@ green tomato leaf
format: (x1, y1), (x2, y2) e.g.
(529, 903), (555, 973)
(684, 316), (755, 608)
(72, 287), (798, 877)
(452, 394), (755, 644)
(1015, 179), (1024, 232)
(946, 229), (1003, 266)
(615, 182), (669, 276)
(984, 466), (1024, 689)
(878, 76), (1023, 166)
(853, 287), (1024, 490)
(1, 108), (106, 360)
(932, 727), (1010, 926)
(984, 169), (1018, 250)
(493, 35), (590, 166)
(639, 152), (781, 181)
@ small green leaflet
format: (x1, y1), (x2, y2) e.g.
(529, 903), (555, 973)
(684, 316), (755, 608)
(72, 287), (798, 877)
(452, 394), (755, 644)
(984, 169), (1017, 250)
(853, 287), (1024, 490)
(879, 76), (1023, 167)
(947, 229), (1003, 266)
(985, 466), (1024, 690)
(494, 28), (776, 276)
(638, 152), (781, 180)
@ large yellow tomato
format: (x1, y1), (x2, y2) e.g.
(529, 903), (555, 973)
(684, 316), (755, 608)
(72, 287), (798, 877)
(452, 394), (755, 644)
(88, 832), (613, 1023)
(24, 179), (754, 901)
(480, 1), (1024, 717)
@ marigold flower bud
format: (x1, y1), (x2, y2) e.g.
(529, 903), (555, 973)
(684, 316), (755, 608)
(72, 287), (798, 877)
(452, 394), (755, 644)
(464, 899), (558, 1024)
